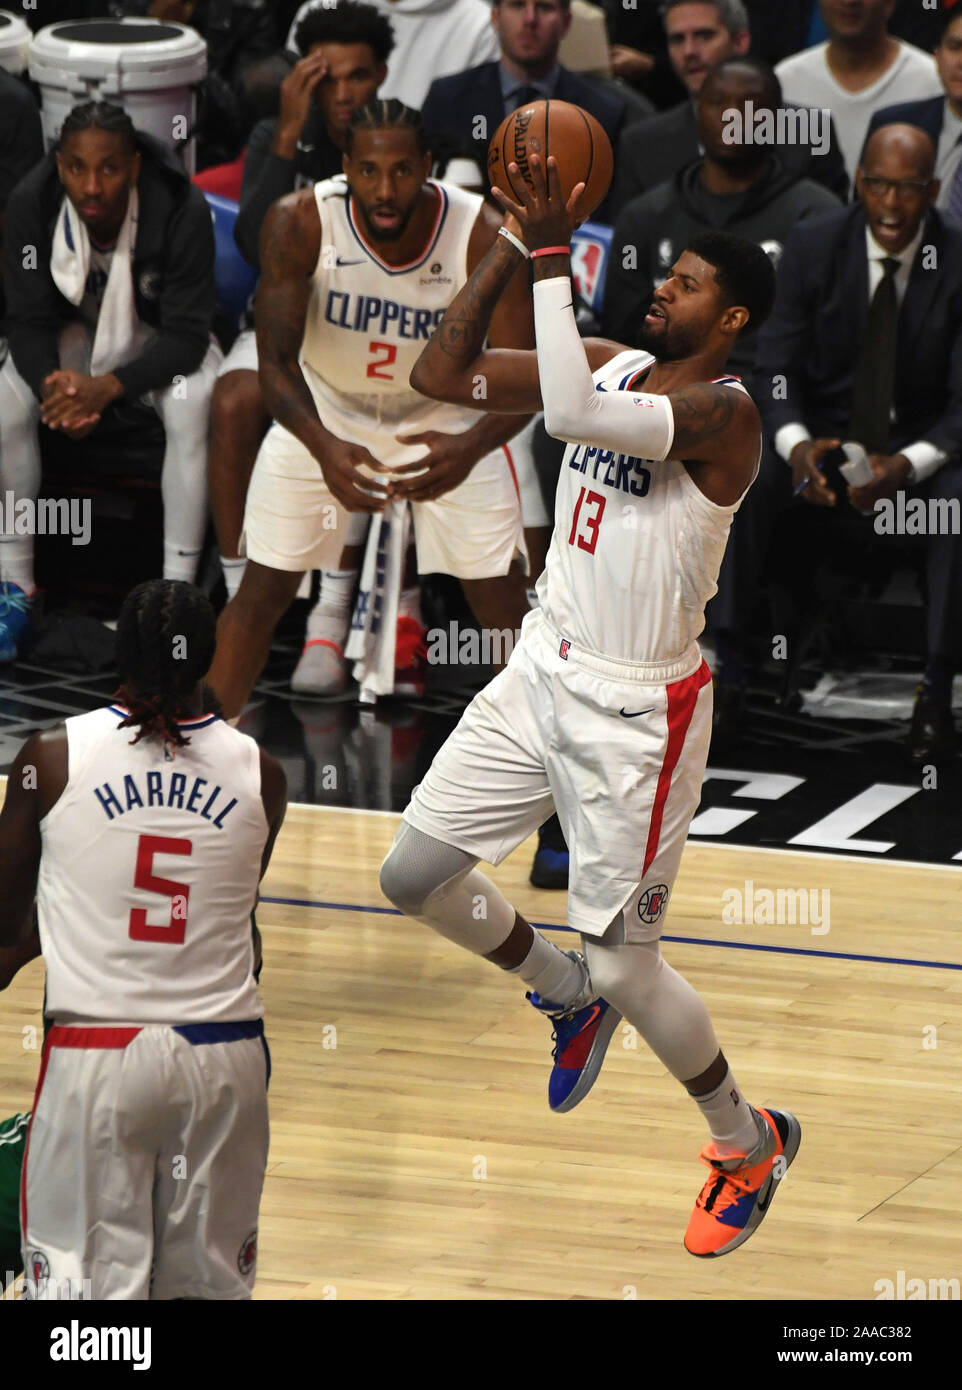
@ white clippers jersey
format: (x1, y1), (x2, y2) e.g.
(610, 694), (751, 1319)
(38, 707), (269, 1025)
(536, 350), (759, 665)
(300, 175), (489, 430)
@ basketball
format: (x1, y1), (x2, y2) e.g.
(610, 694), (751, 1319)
(487, 99), (614, 222)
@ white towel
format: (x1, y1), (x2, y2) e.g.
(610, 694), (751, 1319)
(50, 188), (141, 378)
(345, 498), (410, 702)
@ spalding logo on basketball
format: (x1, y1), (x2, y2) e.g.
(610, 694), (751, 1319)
(487, 99), (614, 221)
(637, 884), (669, 924)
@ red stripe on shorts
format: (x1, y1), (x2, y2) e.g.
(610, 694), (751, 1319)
(503, 444), (521, 504)
(642, 659), (712, 876)
(20, 1026), (142, 1234)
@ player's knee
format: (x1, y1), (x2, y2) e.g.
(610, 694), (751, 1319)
(211, 370), (264, 432)
(584, 934), (663, 1008)
(379, 823), (465, 917)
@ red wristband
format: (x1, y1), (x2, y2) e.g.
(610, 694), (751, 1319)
(529, 245), (570, 259)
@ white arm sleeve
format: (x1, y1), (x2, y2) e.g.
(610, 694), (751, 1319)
(533, 275), (675, 459)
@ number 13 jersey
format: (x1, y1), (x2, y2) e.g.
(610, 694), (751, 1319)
(536, 349), (760, 667)
(37, 708), (268, 1024)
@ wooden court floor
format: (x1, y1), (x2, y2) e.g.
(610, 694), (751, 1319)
(2, 802), (961, 1301)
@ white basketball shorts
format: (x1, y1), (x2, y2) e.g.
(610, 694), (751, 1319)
(241, 411), (526, 581)
(21, 1021), (270, 1301)
(403, 607), (713, 942)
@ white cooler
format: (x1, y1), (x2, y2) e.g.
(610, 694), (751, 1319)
(28, 16), (207, 171)
(0, 9), (31, 76)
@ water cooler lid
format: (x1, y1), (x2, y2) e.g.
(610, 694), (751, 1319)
(29, 18), (208, 90)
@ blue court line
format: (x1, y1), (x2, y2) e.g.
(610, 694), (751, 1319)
(258, 895), (962, 973)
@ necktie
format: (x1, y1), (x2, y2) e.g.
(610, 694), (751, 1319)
(848, 256), (899, 454)
(511, 84), (539, 112)
(947, 136), (962, 228)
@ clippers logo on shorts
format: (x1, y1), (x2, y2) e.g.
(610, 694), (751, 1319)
(559, 639), (570, 660)
(238, 1230), (257, 1275)
(637, 884), (669, 925)
(29, 1249), (50, 1286)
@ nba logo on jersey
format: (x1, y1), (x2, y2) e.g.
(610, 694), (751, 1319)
(559, 639), (571, 660)
(237, 1230), (257, 1275)
(638, 884), (669, 924)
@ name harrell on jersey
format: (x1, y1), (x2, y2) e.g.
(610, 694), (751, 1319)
(37, 708), (269, 1025)
(537, 349), (759, 666)
(300, 174), (490, 435)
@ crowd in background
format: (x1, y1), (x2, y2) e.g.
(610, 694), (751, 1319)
(0, 0), (960, 762)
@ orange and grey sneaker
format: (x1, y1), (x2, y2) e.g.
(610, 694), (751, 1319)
(684, 1106), (801, 1257)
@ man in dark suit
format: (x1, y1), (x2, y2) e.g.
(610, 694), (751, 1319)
(866, 5), (962, 226)
(419, 0), (627, 224)
(754, 123), (962, 761)
(610, 0), (849, 217)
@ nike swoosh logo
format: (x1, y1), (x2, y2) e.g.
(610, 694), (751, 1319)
(620, 707), (655, 718)
(755, 1174), (775, 1214)
(335, 257), (365, 266)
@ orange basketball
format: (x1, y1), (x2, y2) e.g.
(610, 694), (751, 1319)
(487, 99), (613, 222)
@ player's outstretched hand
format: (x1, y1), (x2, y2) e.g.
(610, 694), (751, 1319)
(387, 430), (477, 502)
(490, 154), (586, 253)
(320, 437), (391, 513)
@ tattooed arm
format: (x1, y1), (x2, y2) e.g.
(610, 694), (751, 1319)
(255, 192), (389, 512)
(255, 192), (325, 451)
(409, 229), (624, 412)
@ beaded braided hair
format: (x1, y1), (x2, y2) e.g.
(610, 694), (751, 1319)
(113, 580), (218, 752)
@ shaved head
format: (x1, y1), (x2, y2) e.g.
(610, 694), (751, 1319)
(857, 123), (938, 255)
(862, 123), (936, 182)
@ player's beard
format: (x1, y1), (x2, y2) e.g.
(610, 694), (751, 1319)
(636, 316), (699, 363)
(355, 197), (417, 243)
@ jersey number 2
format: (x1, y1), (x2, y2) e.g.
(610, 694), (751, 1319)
(367, 341), (397, 380)
(128, 833), (192, 944)
(568, 487), (606, 554)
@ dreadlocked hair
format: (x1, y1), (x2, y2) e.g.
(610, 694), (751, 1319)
(113, 580), (217, 752)
(58, 100), (138, 155)
(344, 99), (428, 156)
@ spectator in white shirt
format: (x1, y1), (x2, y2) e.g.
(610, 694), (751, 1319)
(776, 0), (943, 183)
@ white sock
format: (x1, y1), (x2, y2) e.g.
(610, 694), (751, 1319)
(510, 934), (588, 1009)
(692, 1067), (761, 1158)
(221, 555), (246, 599)
(306, 569), (357, 648)
(163, 543), (201, 583)
(398, 585), (422, 624)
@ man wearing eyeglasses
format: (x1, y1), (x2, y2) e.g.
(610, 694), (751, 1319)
(754, 122), (962, 762)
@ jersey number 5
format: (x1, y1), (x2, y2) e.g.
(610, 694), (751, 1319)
(568, 487), (606, 554)
(367, 340), (397, 380)
(129, 833), (192, 944)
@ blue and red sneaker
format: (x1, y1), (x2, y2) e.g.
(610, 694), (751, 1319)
(0, 582), (34, 664)
(528, 958), (622, 1112)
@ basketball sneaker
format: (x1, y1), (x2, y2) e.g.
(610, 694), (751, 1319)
(684, 1106), (801, 1257)
(0, 583), (34, 663)
(528, 954), (622, 1112)
(291, 639), (349, 696)
(394, 615), (427, 697)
